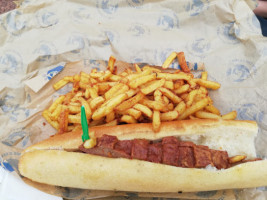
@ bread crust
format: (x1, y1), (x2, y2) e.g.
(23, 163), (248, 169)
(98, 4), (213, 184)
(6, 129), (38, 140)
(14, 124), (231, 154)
(19, 150), (267, 192)
(24, 119), (257, 154)
(19, 119), (265, 192)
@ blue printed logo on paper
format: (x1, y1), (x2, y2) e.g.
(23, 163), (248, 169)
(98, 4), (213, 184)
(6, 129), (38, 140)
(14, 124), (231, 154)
(185, 0), (210, 16)
(2, 129), (28, 147)
(97, 0), (119, 16)
(186, 38), (211, 58)
(47, 65), (64, 80)
(127, 0), (144, 8)
(2, 10), (26, 35)
(98, 29), (119, 46)
(127, 23), (150, 37)
(0, 50), (23, 74)
(84, 60), (105, 71)
(1, 103), (30, 122)
(33, 41), (57, 62)
(157, 11), (179, 31)
(1, 161), (14, 172)
(71, 7), (91, 23)
(237, 103), (263, 122)
(36, 10), (59, 27)
(67, 33), (86, 53)
(226, 59), (256, 82)
(246, 14), (261, 35)
(130, 49), (149, 63)
(217, 22), (240, 44)
(1, 152), (20, 172)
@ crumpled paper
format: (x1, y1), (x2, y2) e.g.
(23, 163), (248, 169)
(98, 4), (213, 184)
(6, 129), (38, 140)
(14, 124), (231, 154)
(0, 0), (267, 199)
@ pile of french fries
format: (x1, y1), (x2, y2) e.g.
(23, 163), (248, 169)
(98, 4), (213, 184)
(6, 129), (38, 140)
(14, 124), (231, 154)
(43, 52), (237, 134)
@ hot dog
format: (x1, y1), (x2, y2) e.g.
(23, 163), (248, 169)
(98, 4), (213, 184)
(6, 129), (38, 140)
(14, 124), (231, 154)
(18, 119), (267, 192)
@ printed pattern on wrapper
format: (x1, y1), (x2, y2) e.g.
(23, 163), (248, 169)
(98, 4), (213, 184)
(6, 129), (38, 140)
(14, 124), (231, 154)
(0, 0), (266, 199)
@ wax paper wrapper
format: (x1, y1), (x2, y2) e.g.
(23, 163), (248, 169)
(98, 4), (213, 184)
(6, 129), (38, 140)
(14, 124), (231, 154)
(1, 0), (267, 199)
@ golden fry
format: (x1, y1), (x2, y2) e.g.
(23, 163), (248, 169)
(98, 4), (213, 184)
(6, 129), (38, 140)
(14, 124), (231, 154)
(164, 80), (174, 90)
(228, 155), (246, 164)
(63, 76), (74, 82)
(50, 104), (62, 121)
(126, 108), (142, 120)
(174, 84), (190, 94)
(42, 110), (59, 130)
(109, 75), (122, 82)
(194, 79), (221, 90)
(121, 115), (137, 124)
(106, 111), (115, 123)
(104, 83), (124, 100)
(160, 111), (178, 121)
(92, 93), (128, 120)
(186, 89), (198, 107)
(48, 96), (65, 113)
(134, 64), (142, 73)
(156, 72), (191, 81)
(140, 98), (167, 112)
(58, 108), (69, 134)
(128, 74), (156, 89)
(205, 104), (220, 115)
(201, 71), (208, 80)
(177, 52), (190, 73)
(108, 56), (116, 73)
(99, 70), (112, 82)
(174, 101), (186, 115)
(159, 87), (182, 104)
(222, 111), (237, 120)
(68, 105), (80, 114)
(115, 92), (144, 112)
(90, 96), (105, 110)
(152, 110), (161, 132)
(141, 79), (165, 95)
(195, 111), (221, 119)
(162, 52), (177, 69)
(68, 114), (81, 124)
(178, 98), (209, 120)
(126, 69), (150, 81)
(78, 97), (92, 119)
(133, 103), (153, 118)
(53, 79), (69, 91)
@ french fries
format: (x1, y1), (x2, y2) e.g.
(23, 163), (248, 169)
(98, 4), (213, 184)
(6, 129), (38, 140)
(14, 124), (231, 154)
(152, 110), (161, 132)
(228, 155), (246, 164)
(44, 53), (236, 134)
(162, 52), (177, 69)
(160, 111), (179, 121)
(222, 111), (237, 120)
(193, 79), (221, 90)
(178, 98), (209, 120)
(133, 104), (153, 118)
(195, 111), (221, 119)
(141, 79), (165, 95)
(177, 52), (190, 73)
(115, 92), (144, 112)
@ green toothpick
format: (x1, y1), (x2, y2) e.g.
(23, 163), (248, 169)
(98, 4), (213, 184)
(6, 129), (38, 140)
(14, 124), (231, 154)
(81, 105), (90, 142)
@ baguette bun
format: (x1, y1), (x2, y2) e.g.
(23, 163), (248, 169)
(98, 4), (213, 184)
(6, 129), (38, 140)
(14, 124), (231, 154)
(19, 119), (267, 192)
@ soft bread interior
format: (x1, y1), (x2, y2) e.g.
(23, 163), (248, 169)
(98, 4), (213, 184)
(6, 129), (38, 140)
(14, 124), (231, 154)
(23, 119), (258, 158)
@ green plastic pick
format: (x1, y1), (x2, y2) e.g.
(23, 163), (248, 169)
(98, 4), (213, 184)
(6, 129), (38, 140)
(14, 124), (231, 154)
(81, 105), (90, 142)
